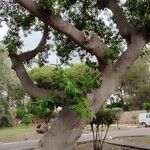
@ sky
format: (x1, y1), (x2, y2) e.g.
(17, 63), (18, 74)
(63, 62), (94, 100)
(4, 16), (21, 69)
(0, 22), (7, 41)
(0, 22), (89, 66)
(0, 22), (62, 65)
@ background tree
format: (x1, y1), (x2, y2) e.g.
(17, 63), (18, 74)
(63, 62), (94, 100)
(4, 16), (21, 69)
(0, 0), (150, 149)
(0, 98), (12, 127)
(122, 59), (150, 110)
(143, 102), (150, 113)
(0, 48), (26, 108)
(15, 104), (33, 127)
(0, 48), (26, 127)
(21, 114), (33, 127)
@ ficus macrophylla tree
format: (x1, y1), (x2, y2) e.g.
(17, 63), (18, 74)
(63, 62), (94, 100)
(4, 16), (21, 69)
(0, 0), (150, 149)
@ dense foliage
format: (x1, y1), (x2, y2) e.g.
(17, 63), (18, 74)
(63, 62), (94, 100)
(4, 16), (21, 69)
(0, 49), (26, 107)
(143, 102), (150, 113)
(0, 49), (26, 127)
(125, 0), (150, 33)
(16, 105), (33, 126)
(27, 98), (54, 120)
(122, 59), (150, 110)
(0, 98), (12, 127)
(30, 64), (102, 117)
(91, 107), (121, 126)
(16, 98), (55, 125)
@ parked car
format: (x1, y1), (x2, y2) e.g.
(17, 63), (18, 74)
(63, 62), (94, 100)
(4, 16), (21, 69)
(138, 113), (150, 127)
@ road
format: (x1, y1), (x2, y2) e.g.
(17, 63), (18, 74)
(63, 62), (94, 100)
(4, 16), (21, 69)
(0, 127), (150, 150)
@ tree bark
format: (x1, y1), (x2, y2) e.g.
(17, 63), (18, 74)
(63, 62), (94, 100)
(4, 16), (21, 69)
(19, 24), (49, 62)
(9, 53), (49, 99)
(37, 108), (86, 150)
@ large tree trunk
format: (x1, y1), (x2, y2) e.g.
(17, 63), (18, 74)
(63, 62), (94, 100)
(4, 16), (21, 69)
(37, 108), (86, 150)
(36, 71), (118, 150)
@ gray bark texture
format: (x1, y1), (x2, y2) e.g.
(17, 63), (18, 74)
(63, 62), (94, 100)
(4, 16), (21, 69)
(37, 109), (86, 150)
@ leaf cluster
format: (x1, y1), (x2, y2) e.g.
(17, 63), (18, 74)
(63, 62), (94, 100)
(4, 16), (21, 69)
(143, 102), (150, 112)
(124, 0), (150, 33)
(30, 64), (102, 117)
(0, 98), (12, 127)
(122, 60), (150, 95)
(21, 114), (33, 126)
(30, 64), (102, 97)
(91, 107), (121, 126)
(16, 98), (54, 123)
(27, 97), (55, 119)
(69, 98), (95, 118)
(37, 0), (71, 13)
(1, 0), (124, 63)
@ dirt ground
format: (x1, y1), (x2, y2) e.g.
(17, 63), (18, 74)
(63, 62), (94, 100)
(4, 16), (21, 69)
(75, 142), (137, 150)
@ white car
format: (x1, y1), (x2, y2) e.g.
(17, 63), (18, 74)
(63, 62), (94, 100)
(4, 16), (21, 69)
(138, 113), (150, 127)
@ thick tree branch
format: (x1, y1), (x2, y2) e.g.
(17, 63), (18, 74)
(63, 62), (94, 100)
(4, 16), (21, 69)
(114, 34), (146, 79)
(91, 34), (147, 112)
(97, 0), (134, 44)
(9, 53), (48, 98)
(15, 0), (107, 63)
(91, 61), (117, 112)
(9, 53), (68, 102)
(19, 24), (49, 62)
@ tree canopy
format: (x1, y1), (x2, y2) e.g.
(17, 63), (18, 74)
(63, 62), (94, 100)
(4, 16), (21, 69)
(122, 59), (150, 109)
(1, 0), (149, 63)
(30, 64), (101, 117)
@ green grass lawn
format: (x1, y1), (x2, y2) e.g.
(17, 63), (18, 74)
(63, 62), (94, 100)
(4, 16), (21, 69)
(84, 124), (130, 134)
(0, 124), (136, 143)
(0, 125), (36, 140)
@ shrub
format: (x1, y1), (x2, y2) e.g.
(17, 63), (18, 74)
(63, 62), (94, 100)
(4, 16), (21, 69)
(90, 108), (121, 150)
(21, 114), (33, 127)
(0, 115), (12, 127)
(143, 102), (150, 112)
